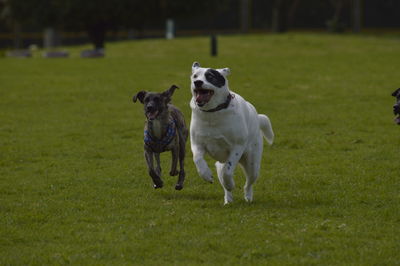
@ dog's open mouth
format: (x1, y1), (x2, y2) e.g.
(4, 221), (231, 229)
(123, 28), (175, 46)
(194, 88), (214, 107)
(146, 110), (159, 120)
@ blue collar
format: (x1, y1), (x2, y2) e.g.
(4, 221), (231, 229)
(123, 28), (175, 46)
(144, 120), (176, 149)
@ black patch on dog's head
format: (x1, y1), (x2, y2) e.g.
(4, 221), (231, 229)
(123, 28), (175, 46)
(205, 69), (225, 88)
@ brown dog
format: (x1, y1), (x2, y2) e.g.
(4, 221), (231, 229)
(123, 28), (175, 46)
(133, 85), (188, 190)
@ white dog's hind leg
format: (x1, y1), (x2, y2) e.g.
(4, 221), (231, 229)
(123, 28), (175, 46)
(216, 162), (233, 205)
(240, 135), (263, 202)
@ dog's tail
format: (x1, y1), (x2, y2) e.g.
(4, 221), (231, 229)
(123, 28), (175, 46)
(258, 114), (274, 145)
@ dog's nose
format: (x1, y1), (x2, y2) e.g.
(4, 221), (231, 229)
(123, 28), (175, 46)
(194, 80), (203, 88)
(146, 105), (155, 112)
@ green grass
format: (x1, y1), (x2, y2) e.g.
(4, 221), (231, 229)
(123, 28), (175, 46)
(1, 33), (400, 265)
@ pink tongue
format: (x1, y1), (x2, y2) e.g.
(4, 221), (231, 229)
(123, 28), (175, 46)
(148, 111), (158, 119)
(196, 93), (210, 103)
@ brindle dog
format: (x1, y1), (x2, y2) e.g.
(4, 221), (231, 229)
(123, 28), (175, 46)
(133, 85), (188, 190)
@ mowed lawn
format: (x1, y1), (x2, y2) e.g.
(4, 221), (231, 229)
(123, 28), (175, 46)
(0, 33), (399, 265)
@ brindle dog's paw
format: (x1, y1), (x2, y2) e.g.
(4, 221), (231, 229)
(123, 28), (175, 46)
(175, 184), (183, 190)
(153, 180), (163, 189)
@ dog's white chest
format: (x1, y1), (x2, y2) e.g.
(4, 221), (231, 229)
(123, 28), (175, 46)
(203, 136), (231, 162)
(192, 123), (233, 162)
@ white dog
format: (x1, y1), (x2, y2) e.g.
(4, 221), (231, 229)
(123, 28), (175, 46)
(189, 62), (274, 204)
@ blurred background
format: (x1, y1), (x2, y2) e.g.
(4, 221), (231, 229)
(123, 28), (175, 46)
(0, 0), (399, 50)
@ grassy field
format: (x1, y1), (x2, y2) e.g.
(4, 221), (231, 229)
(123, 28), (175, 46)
(1, 33), (399, 265)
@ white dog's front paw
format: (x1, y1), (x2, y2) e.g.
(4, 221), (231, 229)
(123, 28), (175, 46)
(224, 191), (233, 205)
(199, 168), (214, 183)
(244, 194), (253, 203)
(244, 186), (253, 202)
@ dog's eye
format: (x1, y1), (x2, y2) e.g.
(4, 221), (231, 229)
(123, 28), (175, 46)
(144, 98), (150, 103)
(193, 75), (198, 79)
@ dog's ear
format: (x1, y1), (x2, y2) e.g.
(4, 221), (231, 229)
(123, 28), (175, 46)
(192, 62), (200, 73)
(162, 85), (179, 103)
(218, 67), (230, 77)
(133, 91), (147, 104)
(392, 88), (400, 97)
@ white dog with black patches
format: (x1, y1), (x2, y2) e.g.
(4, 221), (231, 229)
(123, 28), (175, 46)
(189, 62), (274, 204)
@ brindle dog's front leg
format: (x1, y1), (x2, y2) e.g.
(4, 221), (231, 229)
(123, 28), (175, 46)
(169, 145), (179, 177)
(175, 133), (186, 190)
(144, 147), (163, 188)
(154, 152), (161, 176)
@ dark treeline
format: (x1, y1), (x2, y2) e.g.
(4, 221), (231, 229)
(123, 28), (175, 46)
(0, 0), (399, 49)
